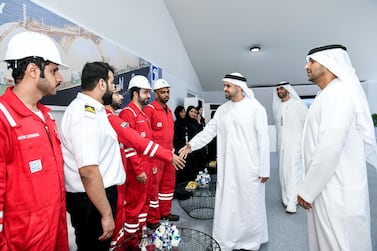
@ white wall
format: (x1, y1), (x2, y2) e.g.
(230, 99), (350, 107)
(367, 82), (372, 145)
(31, 0), (202, 111)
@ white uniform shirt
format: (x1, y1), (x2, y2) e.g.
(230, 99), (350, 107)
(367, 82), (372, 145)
(60, 92), (125, 192)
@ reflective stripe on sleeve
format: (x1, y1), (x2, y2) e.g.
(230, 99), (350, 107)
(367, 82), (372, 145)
(149, 143), (159, 157)
(143, 141), (153, 156)
(125, 148), (137, 158)
(0, 102), (17, 127)
(0, 210), (3, 232)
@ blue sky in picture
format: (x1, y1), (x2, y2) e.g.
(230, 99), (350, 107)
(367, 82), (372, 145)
(0, 0), (75, 28)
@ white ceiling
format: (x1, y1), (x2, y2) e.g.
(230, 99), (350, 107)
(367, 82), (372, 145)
(163, 0), (377, 91)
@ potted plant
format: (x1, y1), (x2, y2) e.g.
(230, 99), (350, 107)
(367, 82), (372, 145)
(372, 113), (377, 138)
(372, 113), (377, 127)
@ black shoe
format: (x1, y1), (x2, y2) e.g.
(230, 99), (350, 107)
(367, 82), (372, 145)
(161, 213), (180, 221)
(174, 190), (192, 200)
(147, 222), (160, 230)
(125, 246), (141, 251)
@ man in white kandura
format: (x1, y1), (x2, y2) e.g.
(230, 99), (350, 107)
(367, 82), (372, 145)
(272, 81), (308, 213)
(179, 72), (270, 251)
(297, 44), (377, 251)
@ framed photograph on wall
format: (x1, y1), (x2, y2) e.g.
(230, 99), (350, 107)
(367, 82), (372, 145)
(0, 0), (153, 106)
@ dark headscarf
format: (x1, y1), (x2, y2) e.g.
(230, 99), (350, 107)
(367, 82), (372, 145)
(185, 106), (203, 140)
(174, 105), (185, 121)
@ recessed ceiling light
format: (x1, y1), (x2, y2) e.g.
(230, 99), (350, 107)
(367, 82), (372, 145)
(249, 46), (261, 53)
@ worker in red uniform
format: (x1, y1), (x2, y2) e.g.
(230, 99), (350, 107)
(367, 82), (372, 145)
(107, 91), (185, 250)
(0, 32), (68, 250)
(117, 75), (158, 249)
(144, 79), (180, 226)
(106, 92), (129, 250)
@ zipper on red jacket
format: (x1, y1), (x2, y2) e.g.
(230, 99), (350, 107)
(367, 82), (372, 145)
(44, 125), (53, 146)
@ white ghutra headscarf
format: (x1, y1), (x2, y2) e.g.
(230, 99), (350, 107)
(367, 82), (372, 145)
(272, 81), (306, 116)
(222, 72), (255, 100)
(307, 44), (377, 168)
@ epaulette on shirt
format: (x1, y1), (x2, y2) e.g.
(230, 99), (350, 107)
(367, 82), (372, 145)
(84, 104), (96, 118)
(85, 104), (96, 114)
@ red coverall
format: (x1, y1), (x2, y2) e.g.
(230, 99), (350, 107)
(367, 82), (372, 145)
(106, 108), (173, 249)
(143, 100), (175, 224)
(0, 87), (68, 251)
(117, 102), (158, 248)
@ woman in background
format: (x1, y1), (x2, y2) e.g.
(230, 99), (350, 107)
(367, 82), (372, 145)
(173, 106), (187, 155)
(173, 106), (189, 185)
(196, 105), (206, 127)
(184, 106), (206, 181)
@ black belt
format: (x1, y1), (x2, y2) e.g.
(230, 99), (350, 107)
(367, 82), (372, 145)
(66, 185), (117, 199)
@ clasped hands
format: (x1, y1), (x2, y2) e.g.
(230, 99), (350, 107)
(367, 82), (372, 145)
(171, 145), (190, 170)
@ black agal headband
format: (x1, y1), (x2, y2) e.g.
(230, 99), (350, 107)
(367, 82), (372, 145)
(275, 81), (289, 87)
(308, 44), (347, 55)
(224, 74), (247, 82)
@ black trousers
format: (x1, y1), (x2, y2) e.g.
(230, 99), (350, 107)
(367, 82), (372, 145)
(66, 186), (117, 251)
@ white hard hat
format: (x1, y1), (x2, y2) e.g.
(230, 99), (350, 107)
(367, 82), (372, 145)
(4, 31), (68, 69)
(153, 79), (170, 90)
(128, 75), (151, 90)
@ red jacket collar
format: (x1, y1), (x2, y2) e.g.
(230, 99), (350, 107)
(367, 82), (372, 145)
(2, 87), (50, 117)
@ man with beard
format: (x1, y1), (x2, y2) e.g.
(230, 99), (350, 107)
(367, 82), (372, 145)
(179, 73), (270, 251)
(107, 90), (185, 249)
(298, 45), (377, 251)
(144, 79), (180, 226)
(60, 62), (125, 251)
(272, 81), (307, 213)
(118, 75), (156, 249)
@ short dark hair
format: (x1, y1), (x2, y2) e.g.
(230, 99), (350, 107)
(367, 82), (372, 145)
(81, 61), (114, 91)
(7, 56), (47, 84)
(128, 87), (141, 99)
